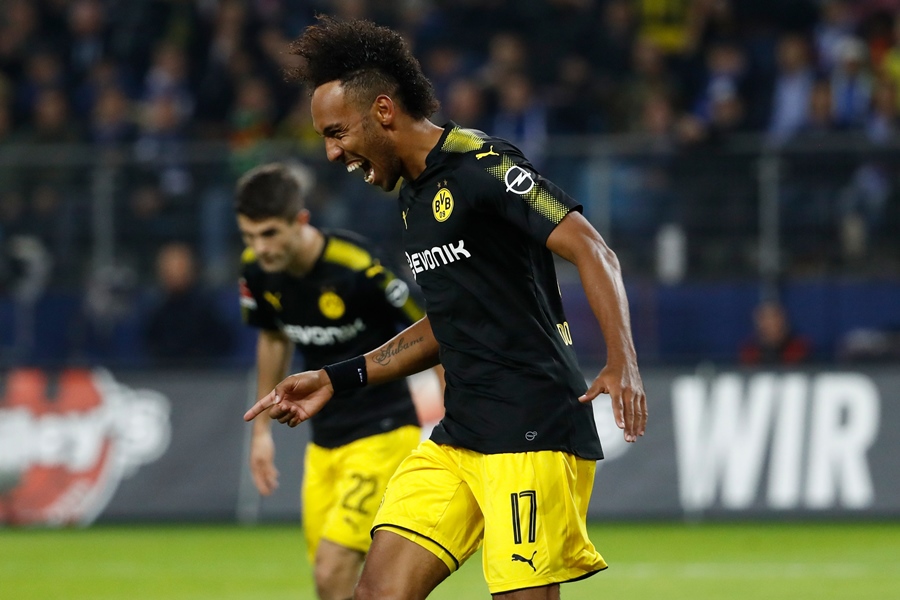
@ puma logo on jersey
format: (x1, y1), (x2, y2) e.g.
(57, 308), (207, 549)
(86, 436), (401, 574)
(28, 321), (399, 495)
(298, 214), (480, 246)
(263, 291), (282, 311)
(405, 240), (471, 280)
(476, 145), (499, 159)
(511, 551), (537, 572)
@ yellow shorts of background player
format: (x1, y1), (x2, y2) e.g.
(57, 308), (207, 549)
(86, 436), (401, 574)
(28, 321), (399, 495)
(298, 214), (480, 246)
(372, 439), (607, 594)
(302, 425), (421, 563)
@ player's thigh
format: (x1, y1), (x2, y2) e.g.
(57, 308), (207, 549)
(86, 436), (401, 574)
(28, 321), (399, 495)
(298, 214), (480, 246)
(321, 426), (421, 555)
(372, 440), (485, 573)
(469, 451), (607, 595)
(356, 528), (452, 600)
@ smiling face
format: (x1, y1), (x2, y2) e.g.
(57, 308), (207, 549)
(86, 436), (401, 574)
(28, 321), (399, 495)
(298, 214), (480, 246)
(311, 80), (404, 192)
(237, 213), (305, 274)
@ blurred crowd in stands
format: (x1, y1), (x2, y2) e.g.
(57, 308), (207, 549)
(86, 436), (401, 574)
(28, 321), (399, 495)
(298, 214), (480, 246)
(4, 1), (900, 148)
(2, 0), (900, 366)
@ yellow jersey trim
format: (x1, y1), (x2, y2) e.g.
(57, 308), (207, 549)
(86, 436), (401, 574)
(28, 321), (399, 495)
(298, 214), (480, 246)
(323, 237), (373, 271)
(441, 127), (485, 154)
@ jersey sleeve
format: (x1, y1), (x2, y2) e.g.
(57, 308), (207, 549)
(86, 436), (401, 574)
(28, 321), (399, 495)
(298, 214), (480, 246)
(468, 148), (582, 244)
(359, 260), (425, 326)
(239, 252), (279, 331)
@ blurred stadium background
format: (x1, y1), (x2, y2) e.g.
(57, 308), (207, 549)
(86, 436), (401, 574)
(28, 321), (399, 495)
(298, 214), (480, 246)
(1, 0), (899, 598)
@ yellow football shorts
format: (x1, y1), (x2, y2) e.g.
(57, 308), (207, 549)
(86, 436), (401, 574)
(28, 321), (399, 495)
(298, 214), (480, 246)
(301, 425), (420, 563)
(372, 439), (607, 594)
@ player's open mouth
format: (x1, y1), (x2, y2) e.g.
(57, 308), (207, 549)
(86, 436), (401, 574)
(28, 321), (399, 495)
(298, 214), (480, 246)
(347, 160), (375, 185)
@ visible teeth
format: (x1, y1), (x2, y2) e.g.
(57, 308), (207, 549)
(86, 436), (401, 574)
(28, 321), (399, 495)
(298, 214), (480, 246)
(347, 163), (360, 173)
(364, 167), (374, 184)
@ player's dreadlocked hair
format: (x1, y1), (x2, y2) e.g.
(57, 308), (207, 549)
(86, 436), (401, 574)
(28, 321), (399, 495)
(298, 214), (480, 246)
(286, 15), (439, 120)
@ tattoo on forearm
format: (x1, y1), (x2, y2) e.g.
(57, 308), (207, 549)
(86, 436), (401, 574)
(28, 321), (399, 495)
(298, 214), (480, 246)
(372, 336), (424, 366)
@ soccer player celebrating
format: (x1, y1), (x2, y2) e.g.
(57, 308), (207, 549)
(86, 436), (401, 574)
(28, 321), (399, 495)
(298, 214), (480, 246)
(244, 17), (648, 600)
(236, 161), (437, 600)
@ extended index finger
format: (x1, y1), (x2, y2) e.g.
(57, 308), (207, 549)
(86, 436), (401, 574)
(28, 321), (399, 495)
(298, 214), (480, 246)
(244, 390), (278, 422)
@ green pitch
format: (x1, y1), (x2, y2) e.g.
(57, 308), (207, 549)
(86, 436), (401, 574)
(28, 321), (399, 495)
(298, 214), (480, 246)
(2, 521), (898, 599)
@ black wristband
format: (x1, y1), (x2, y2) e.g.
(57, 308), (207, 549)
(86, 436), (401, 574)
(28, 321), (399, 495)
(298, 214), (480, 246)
(323, 356), (367, 393)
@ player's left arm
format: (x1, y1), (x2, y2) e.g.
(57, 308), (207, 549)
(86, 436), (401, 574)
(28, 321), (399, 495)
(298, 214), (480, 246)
(546, 211), (647, 443)
(362, 257), (446, 398)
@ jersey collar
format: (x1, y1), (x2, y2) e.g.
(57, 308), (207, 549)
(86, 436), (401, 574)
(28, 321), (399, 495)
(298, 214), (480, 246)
(412, 121), (456, 187)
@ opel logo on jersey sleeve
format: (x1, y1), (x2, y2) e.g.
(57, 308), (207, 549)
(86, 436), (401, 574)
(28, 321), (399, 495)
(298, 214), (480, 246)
(432, 188), (454, 222)
(504, 165), (535, 195)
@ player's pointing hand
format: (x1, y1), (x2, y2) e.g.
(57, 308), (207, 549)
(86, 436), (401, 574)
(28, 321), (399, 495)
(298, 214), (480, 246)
(244, 369), (336, 428)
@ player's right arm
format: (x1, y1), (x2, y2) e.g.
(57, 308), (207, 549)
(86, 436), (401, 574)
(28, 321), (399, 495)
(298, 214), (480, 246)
(244, 316), (440, 427)
(249, 329), (294, 495)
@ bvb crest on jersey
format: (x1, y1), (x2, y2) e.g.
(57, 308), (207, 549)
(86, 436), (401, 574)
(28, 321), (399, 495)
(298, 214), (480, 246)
(318, 290), (345, 319)
(432, 187), (454, 222)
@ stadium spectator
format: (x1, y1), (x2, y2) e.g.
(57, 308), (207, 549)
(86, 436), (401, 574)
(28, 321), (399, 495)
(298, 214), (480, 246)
(814, 0), (859, 73)
(521, 0), (599, 86)
(832, 78), (897, 262)
(72, 56), (138, 119)
(606, 91), (681, 271)
(865, 76), (900, 141)
(194, 0), (254, 130)
(274, 92), (325, 152)
(14, 48), (68, 124)
(739, 299), (813, 365)
(876, 11), (900, 110)
(421, 44), (468, 111)
(66, 0), (110, 83)
(195, 45), (257, 137)
(767, 32), (816, 144)
(141, 41), (194, 125)
(0, 0), (41, 82)
(545, 54), (605, 134)
(796, 79), (843, 138)
(830, 36), (874, 128)
(88, 85), (137, 146)
(256, 24), (304, 117)
(20, 86), (80, 143)
(227, 76), (275, 177)
(691, 41), (749, 125)
(438, 77), (487, 132)
(134, 92), (193, 201)
(141, 241), (234, 365)
(578, 0), (638, 131)
(17, 88), (82, 203)
(611, 37), (683, 133)
(778, 79), (852, 267)
(490, 71), (549, 168)
(475, 31), (529, 99)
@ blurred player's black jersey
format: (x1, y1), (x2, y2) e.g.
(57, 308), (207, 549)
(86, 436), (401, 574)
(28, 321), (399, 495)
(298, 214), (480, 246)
(398, 123), (603, 459)
(240, 230), (422, 448)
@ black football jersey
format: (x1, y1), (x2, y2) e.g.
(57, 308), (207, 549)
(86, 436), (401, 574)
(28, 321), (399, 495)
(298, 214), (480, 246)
(240, 230), (423, 448)
(398, 123), (603, 459)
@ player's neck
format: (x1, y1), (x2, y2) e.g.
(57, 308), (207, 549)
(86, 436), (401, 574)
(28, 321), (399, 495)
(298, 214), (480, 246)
(286, 226), (324, 277)
(399, 119), (444, 182)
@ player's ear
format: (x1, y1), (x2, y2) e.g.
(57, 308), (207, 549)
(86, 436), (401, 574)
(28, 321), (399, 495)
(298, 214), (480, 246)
(372, 94), (394, 126)
(295, 209), (311, 226)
